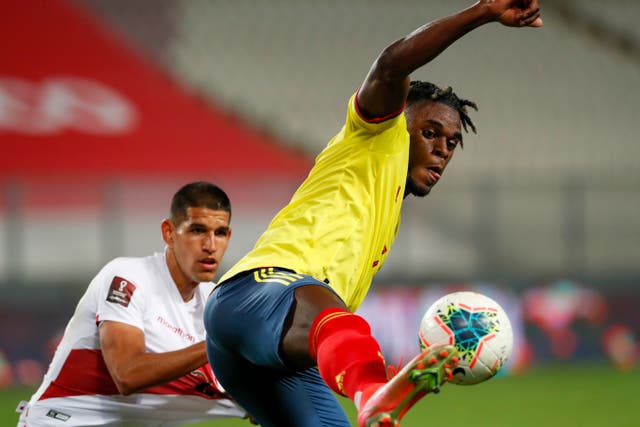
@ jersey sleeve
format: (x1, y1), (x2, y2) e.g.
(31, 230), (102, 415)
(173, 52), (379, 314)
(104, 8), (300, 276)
(342, 92), (407, 154)
(94, 259), (147, 332)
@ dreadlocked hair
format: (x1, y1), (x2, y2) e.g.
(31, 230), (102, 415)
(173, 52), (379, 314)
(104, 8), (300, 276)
(407, 81), (478, 138)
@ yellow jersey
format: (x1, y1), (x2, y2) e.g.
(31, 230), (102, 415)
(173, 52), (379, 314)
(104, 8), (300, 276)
(218, 93), (409, 311)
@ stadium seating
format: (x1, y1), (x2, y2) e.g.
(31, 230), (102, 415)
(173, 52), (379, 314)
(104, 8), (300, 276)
(2, 0), (639, 283)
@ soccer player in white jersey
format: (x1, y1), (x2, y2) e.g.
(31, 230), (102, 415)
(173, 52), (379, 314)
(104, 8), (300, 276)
(17, 182), (249, 426)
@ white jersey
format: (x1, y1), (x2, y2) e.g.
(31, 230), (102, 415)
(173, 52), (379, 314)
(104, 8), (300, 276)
(18, 251), (246, 427)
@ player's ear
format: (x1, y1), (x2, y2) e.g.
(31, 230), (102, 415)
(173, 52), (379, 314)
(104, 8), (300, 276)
(161, 218), (175, 246)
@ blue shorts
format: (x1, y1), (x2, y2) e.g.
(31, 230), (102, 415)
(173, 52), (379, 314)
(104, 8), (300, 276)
(204, 268), (350, 427)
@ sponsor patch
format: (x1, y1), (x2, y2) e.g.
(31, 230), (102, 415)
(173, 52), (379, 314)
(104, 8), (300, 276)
(106, 276), (136, 307)
(46, 409), (71, 421)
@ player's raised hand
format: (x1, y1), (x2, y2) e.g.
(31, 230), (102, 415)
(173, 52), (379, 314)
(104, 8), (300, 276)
(481, 0), (543, 28)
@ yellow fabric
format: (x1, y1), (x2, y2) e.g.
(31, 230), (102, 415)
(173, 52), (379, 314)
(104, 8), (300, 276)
(218, 93), (409, 311)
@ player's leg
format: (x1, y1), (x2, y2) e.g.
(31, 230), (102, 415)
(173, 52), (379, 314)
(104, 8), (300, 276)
(289, 285), (459, 427)
(282, 285), (390, 396)
(204, 268), (350, 426)
(206, 339), (350, 427)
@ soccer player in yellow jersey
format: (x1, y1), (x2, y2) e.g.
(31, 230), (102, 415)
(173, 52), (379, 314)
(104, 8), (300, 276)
(204, 1), (542, 426)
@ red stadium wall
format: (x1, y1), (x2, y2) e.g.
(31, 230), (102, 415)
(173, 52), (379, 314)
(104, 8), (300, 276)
(0, 0), (311, 190)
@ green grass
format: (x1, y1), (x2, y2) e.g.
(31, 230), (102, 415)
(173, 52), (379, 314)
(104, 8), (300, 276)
(3, 364), (637, 426)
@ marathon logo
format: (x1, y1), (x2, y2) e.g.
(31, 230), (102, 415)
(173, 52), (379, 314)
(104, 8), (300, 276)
(106, 276), (136, 307)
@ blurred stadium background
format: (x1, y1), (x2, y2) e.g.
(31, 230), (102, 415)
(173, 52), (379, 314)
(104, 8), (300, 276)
(0, 0), (638, 422)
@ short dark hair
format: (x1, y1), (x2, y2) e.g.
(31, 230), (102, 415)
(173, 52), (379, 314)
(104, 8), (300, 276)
(407, 81), (478, 142)
(170, 181), (231, 225)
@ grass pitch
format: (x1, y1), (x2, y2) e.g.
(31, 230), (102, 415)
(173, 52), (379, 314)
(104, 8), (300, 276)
(2, 363), (636, 426)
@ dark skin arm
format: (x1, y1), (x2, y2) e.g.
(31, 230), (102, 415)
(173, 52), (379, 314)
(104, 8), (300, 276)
(99, 320), (208, 395)
(357, 0), (542, 119)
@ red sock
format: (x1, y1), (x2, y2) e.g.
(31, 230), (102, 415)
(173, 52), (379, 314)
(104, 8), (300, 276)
(309, 308), (388, 401)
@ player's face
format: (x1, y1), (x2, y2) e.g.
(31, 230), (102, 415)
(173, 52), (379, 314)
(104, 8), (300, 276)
(405, 100), (462, 197)
(164, 207), (231, 286)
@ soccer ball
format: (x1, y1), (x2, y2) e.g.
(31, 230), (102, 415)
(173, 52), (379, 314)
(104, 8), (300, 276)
(419, 291), (513, 385)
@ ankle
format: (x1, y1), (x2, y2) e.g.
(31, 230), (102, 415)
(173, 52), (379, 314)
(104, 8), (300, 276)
(341, 358), (388, 399)
(354, 382), (386, 411)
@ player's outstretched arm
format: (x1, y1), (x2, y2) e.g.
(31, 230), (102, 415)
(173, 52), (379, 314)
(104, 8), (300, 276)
(99, 320), (209, 395)
(357, 0), (541, 119)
